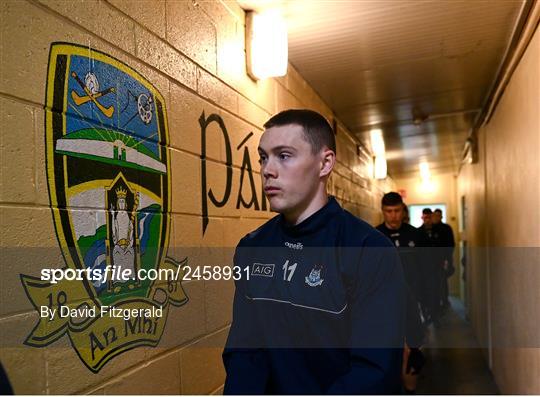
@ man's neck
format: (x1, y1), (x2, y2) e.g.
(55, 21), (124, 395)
(384, 222), (402, 230)
(284, 192), (329, 226)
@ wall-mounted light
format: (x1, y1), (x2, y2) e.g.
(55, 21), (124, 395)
(373, 155), (387, 179)
(246, 10), (288, 80)
(370, 128), (387, 179)
(370, 129), (385, 156)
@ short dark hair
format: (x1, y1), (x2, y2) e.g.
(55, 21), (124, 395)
(263, 109), (336, 154)
(381, 192), (403, 207)
(434, 209), (442, 214)
(422, 208), (433, 214)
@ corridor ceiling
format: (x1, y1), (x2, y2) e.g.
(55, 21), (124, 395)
(238, 0), (526, 178)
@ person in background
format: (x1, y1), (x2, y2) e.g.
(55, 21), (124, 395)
(432, 209), (455, 309)
(419, 208), (444, 327)
(376, 192), (427, 393)
(402, 203), (410, 224)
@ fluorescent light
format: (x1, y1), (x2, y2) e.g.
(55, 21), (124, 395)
(419, 160), (431, 181)
(374, 155), (387, 179)
(370, 129), (385, 156)
(417, 160), (435, 192)
(246, 10), (288, 80)
(418, 179), (436, 194)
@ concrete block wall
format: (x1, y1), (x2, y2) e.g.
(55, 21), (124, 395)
(0, 0), (392, 394)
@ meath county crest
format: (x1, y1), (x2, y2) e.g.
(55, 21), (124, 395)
(20, 43), (188, 372)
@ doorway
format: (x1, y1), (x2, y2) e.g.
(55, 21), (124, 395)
(408, 203), (447, 228)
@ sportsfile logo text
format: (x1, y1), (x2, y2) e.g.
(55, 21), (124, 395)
(40, 265), (182, 284)
(40, 264), (252, 284)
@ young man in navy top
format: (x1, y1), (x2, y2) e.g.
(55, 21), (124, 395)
(223, 109), (406, 394)
(419, 208), (444, 326)
(376, 192), (427, 393)
(432, 209), (455, 309)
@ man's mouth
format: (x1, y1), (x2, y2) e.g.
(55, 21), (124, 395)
(264, 186), (281, 194)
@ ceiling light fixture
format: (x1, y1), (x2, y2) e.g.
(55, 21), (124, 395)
(246, 10), (288, 80)
(418, 160), (435, 193)
(419, 160), (431, 181)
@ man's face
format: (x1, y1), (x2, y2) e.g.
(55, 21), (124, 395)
(382, 205), (403, 230)
(422, 213), (432, 227)
(433, 212), (442, 224)
(258, 124), (322, 216)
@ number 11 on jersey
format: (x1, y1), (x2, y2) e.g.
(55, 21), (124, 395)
(282, 260), (297, 281)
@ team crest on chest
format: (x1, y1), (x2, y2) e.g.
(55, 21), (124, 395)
(305, 265), (324, 287)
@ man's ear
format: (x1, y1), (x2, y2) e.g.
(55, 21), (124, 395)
(320, 149), (336, 177)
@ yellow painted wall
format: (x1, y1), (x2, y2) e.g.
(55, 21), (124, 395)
(457, 126), (490, 356)
(458, 26), (540, 394)
(0, 0), (392, 394)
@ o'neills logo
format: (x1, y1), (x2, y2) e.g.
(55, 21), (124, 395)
(285, 242), (303, 250)
(20, 43), (188, 373)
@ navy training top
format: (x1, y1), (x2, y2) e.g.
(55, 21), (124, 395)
(376, 222), (427, 348)
(223, 197), (406, 394)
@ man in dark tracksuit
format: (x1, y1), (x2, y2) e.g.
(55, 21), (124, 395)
(223, 109), (406, 394)
(432, 209), (455, 308)
(376, 192), (426, 393)
(419, 208), (444, 326)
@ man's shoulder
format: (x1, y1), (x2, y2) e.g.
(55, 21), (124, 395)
(418, 225), (428, 233)
(401, 222), (417, 230)
(442, 222), (454, 232)
(402, 223), (421, 235)
(341, 210), (393, 248)
(416, 225), (429, 237)
(237, 214), (281, 247)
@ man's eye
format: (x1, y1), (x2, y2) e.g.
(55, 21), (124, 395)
(258, 156), (267, 164)
(279, 153), (290, 160)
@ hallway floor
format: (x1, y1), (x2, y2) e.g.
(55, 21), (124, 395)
(416, 297), (500, 394)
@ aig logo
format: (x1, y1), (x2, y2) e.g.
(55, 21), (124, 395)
(251, 263), (275, 277)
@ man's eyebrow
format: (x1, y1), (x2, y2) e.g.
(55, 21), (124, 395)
(273, 145), (296, 152)
(258, 145), (296, 153)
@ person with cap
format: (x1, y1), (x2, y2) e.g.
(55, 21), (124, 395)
(376, 192), (427, 393)
(222, 109), (406, 394)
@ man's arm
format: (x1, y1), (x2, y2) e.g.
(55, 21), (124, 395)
(328, 239), (406, 394)
(447, 224), (455, 248)
(222, 243), (269, 395)
(446, 223), (456, 257)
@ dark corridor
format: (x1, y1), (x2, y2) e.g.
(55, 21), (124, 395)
(417, 298), (499, 394)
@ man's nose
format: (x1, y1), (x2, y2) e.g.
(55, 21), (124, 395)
(262, 158), (278, 179)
